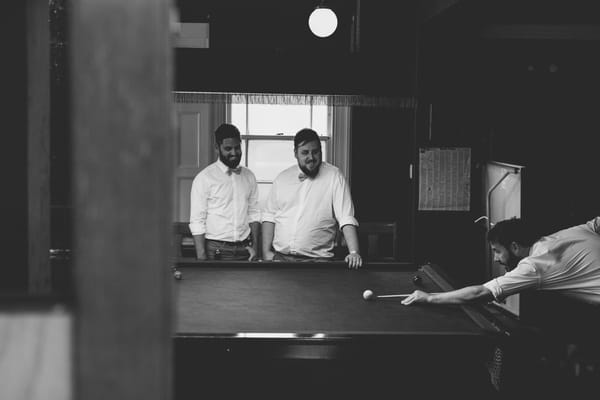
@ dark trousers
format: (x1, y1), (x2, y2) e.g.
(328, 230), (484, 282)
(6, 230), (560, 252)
(273, 251), (331, 262)
(206, 239), (250, 261)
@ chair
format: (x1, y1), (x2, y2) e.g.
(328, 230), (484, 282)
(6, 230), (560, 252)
(357, 222), (399, 261)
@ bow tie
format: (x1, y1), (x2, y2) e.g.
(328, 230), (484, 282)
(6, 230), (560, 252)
(298, 173), (308, 182)
(227, 167), (241, 175)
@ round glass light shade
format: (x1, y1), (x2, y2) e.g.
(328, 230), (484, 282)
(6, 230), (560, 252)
(308, 7), (338, 38)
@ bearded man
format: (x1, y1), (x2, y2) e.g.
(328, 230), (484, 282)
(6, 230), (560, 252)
(189, 123), (260, 261)
(402, 217), (600, 306)
(262, 128), (362, 269)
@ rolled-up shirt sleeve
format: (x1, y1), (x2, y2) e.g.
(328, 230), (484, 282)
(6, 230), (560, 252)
(586, 216), (600, 234)
(261, 180), (278, 223)
(247, 174), (261, 223)
(332, 172), (358, 228)
(483, 260), (540, 302)
(189, 174), (208, 236)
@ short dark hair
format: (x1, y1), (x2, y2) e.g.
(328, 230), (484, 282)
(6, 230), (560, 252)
(294, 128), (321, 150)
(487, 218), (538, 248)
(214, 123), (241, 144)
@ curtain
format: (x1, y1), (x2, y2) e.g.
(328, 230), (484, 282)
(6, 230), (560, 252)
(174, 91), (417, 109)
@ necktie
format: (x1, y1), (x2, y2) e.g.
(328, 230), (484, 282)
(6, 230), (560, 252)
(298, 172), (307, 182)
(227, 167), (241, 176)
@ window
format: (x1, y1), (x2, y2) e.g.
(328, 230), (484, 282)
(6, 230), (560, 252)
(229, 96), (333, 208)
(172, 92), (350, 222)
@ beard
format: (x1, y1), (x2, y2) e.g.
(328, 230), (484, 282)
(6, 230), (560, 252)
(299, 159), (321, 178)
(501, 252), (521, 271)
(219, 151), (240, 169)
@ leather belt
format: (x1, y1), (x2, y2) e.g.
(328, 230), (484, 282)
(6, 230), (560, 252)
(206, 237), (251, 247)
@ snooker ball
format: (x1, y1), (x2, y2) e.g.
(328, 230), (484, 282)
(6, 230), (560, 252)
(412, 275), (422, 285)
(363, 289), (374, 301)
(174, 270), (182, 280)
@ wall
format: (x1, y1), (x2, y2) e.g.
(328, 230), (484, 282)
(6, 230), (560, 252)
(350, 106), (416, 261)
(414, 7), (600, 285)
(175, 0), (417, 96)
(484, 39), (600, 235)
(413, 15), (489, 285)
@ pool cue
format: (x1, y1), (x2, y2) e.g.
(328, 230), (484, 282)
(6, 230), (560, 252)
(376, 292), (441, 299)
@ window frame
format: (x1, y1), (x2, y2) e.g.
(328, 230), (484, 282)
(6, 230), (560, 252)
(227, 98), (333, 185)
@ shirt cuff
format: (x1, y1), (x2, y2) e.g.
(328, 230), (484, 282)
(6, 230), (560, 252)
(188, 222), (205, 236)
(587, 216), (600, 234)
(338, 216), (359, 228)
(261, 212), (275, 223)
(483, 279), (504, 302)
(248, 210), (262, 224)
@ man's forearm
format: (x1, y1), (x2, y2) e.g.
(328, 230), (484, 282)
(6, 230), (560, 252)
(193, 234), (206, 259)
(341, 224), (360, 253)
(427, 285), (493, 305)
(261, 222), (275, 255)
(249, 221), (261, 256)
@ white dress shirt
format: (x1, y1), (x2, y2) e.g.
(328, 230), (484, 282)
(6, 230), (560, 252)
(484, 216), (600, 305)
(263, 162), (358, 258)
(189, 159), (260, 242)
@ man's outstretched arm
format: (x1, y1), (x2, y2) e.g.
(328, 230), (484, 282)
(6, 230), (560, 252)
(401, 285), (495, 306)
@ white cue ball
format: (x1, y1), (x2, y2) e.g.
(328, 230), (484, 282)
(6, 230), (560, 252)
(363, 289), (374, 301)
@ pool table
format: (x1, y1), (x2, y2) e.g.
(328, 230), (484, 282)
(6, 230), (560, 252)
(173, 261), (517, 399)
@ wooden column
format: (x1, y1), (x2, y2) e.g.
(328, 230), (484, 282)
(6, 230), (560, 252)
(70, 1), (173, 399)
(1, 2), (27, 292)
(27, 0), (51, 294)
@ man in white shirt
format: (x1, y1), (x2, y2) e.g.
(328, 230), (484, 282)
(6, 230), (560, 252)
(401, 216), (600, 306)
(262, 128), (362, 269)
(189, 123), (260, 261)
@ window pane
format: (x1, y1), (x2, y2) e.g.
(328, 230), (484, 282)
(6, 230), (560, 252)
(247, 140), (296, 181)
(247, 140), (328, 181)
(312, 105), (329, 136)
(247, 104), (311, 135)
(231, 103), (247, 133)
